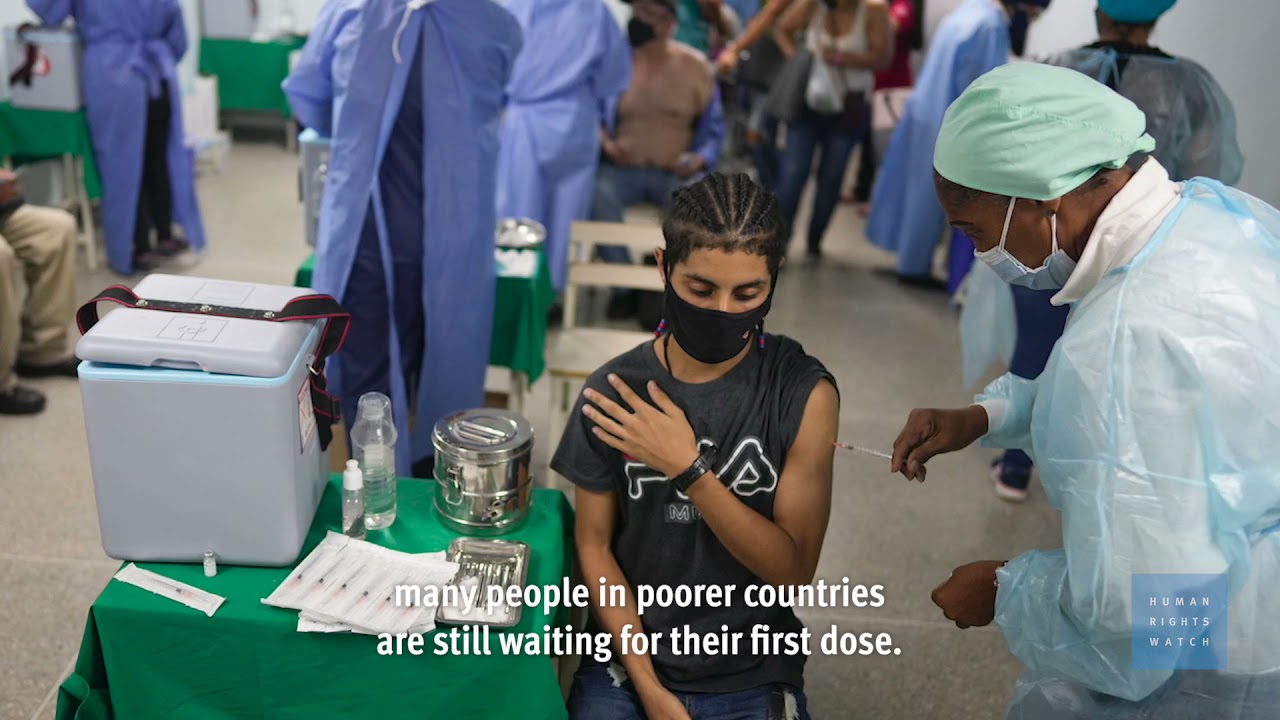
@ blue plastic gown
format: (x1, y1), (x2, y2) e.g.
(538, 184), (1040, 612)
(495, 0), (630, 291)
(27, 0), (205, 275)
(960, 46), (1246, 395)
(284, 0), (522, 474)
(866, 0), (1008, 277)
(977, 179), (1280, 717)
(1042, 46), (1244, 185)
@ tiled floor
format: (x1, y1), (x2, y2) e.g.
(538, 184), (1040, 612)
(0, 139), (1063, 719)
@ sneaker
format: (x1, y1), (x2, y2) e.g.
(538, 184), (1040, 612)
(15, 356), (80, 379)
(0, 385), (46, 415)
(156, 237), (190, 257)
(133, 251), (163, 273)
(897, 274), (950, 293)
(990, 461), (1029, 503)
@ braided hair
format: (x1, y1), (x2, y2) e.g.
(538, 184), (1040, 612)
(657, 173), (785, 351)
(661, 172), (787, 277)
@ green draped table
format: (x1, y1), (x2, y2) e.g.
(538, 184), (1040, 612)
(198, 36), (307, 117)
(295, 248), (555, 411)
(57, 475), (574, 720)
(0, 101), (103, 269)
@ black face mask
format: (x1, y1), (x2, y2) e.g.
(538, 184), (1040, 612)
(627, 18), (657, 48)
(663, 282), (774, 365)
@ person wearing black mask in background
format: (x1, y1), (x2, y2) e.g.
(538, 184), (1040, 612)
(591, 0), (727, 305)
(556, 173), (839, 720)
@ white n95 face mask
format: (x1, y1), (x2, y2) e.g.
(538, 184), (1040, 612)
(974, 196), (1076, 290)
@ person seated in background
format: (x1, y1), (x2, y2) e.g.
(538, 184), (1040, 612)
(555, 173), (838, 720)
(0, 170), (81, 415)
(591, 0), (727, 242)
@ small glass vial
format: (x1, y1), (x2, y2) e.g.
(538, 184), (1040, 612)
(203, 550), (217, 577)
(342, 459), (366, 540)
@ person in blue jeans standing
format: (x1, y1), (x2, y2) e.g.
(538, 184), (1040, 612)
(772, 0), (889, 257)
(990, 285), (1071, 501)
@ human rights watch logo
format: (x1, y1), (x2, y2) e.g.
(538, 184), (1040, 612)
(1131, 573), (1228, 670)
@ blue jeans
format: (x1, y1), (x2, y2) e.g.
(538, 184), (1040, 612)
(567, 660), (810, 720)
(748, 91), (780, 191)
(591, 162), (687, 263)
(998, 285), (1072, 487)
(776, 104), (863, 253)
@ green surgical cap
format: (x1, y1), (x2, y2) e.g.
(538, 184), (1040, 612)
(933, 63), (1156, 201)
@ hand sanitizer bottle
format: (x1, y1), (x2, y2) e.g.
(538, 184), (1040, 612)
(342, 459), (366, 540)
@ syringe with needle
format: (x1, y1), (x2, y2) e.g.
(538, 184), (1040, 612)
(833, 442), (892, 460)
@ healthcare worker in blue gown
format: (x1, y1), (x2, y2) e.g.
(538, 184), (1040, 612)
(27, 0), (205, 275)
(866, 0), (1047, 290)
(496, 0), (631, 292)
(284, 0), (522, 476)
(897, 63), (1280, 719)
(976, 0), (1244, 502)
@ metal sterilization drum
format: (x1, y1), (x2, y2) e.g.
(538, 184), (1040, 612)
(432, 409), (534, 536)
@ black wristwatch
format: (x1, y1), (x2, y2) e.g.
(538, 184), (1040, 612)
(671, 443), (718, 492)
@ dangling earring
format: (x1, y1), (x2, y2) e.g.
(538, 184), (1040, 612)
(757, 322), (766, 351)
(655, 318), (667, 338)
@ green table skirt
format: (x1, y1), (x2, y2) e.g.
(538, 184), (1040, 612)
(0, 101), (103, 199)
(198, 36), (307, 117)
(295, 251), (553, 382)
(57, 476), (574, 720)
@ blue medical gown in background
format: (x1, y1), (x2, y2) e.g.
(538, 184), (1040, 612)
(1042, 46), (1244, 185)
(866, 0), (1008, 279)
(979, 180), (1280, 718)
(496, 0), (631, 291)
(284, 0), (522, 474)
(27, 0), (206, 275)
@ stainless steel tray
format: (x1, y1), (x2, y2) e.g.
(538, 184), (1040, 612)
(437, 537), (531, 628)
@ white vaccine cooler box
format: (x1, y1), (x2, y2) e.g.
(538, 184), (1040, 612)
(4, 26), (83, 112)
(199, 0), (258, 40)
(75, 275), (345, 567)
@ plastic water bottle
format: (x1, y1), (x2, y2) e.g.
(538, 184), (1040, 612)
(350, 392), (398, 530)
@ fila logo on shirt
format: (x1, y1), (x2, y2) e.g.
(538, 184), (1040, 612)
(624, 437), (779, 519)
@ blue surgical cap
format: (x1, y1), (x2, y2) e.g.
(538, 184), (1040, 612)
(1098, 0), (1176, 23)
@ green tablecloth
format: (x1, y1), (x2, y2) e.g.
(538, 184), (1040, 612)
(295, 250), (554, 383)
(57, 475), (573, 720)
(0, 101), (102, 199)
(198, 36), (307, 117)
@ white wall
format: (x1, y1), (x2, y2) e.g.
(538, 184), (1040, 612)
(1024, 0), (1279, 206)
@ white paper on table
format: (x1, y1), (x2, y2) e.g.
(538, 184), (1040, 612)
(495, 249), (537, 278)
